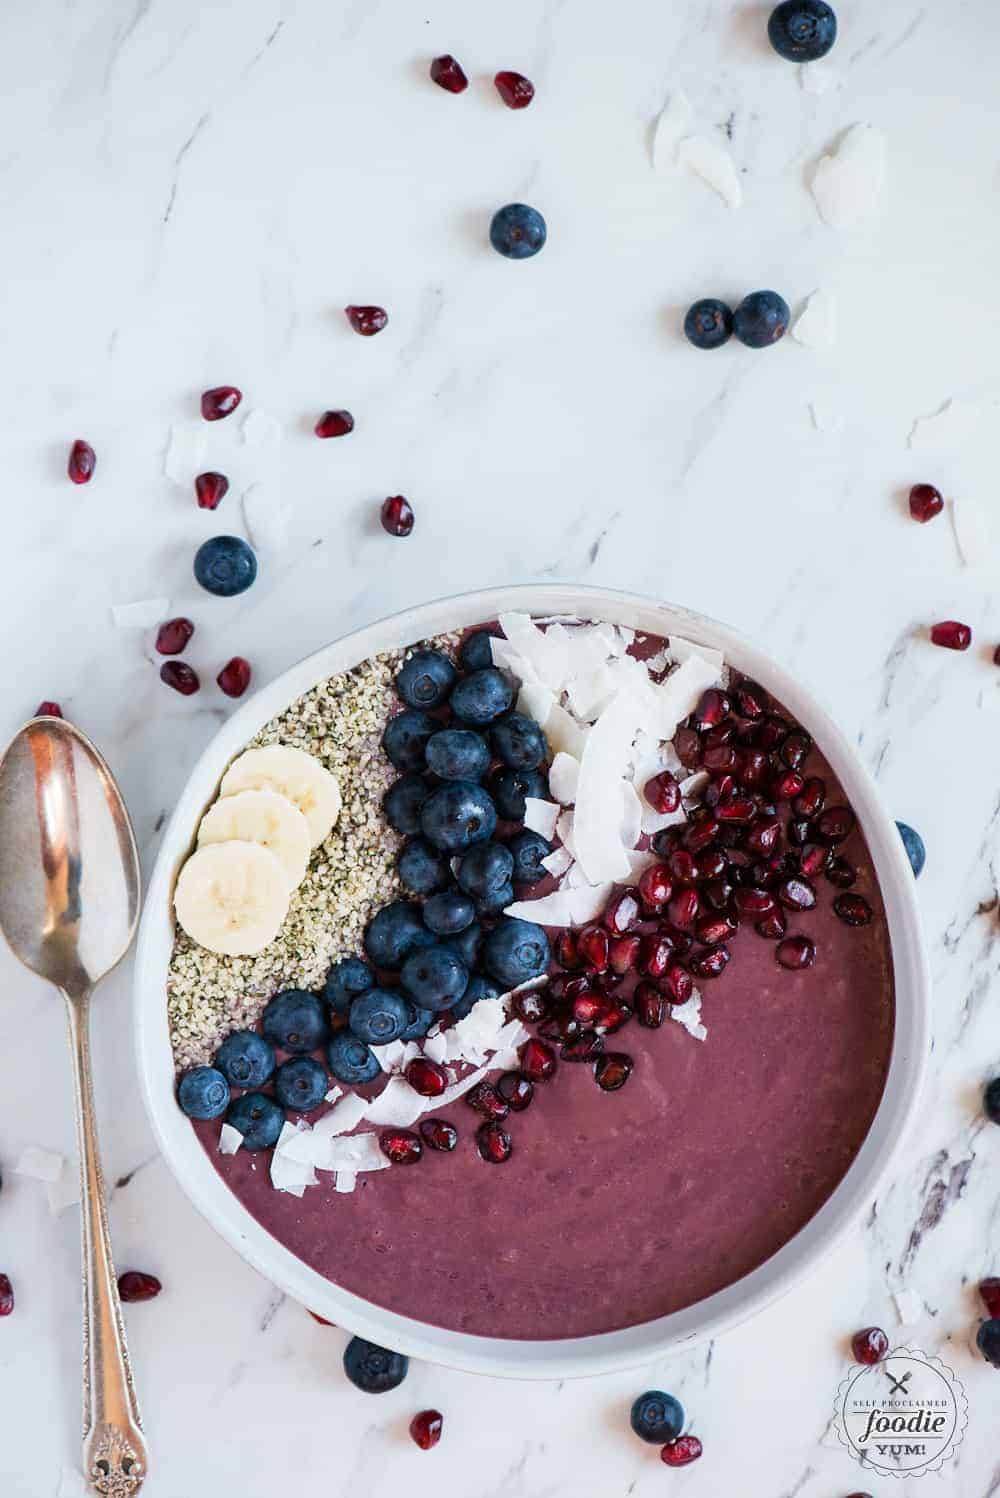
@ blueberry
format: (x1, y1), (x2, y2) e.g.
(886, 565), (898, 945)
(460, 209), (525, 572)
(381, 709), (436, 772)
(978, 1318), (1000, 1368)
(457, 841), (515, 899)
(683, 298), (733, 350)
(395, 648), (456, 709)
(449, 972), (501, 1021)
(508, 829), (552, 885)
(449, 668), (514, 725)
(226, 1091), (284, 1150)
(261, 990), (329, 1054)
(630, 1391), (685, 1444)
(475, 880), (514, 916)
(400, 947), (469, 1012)
(274, 1056), (329, 1112)
(423, 890), (476, 935)
(458, 630), (496, 671)
(426, 728), (491, 781)
(364, 901), (437, 968)
(442, 921), (483, 968)
(767, 0), (837, 61)
(349, 987), (412, 1045)
(398, 836), (450, 895)
(420, 780), (498, 853)
(214, 1030), (276, 1090)
(491, 712), (548, 771)
(483, 917), (550, 988)
(984, 1077), (1000, 1125)
(383, 775), (428, 835)
(733, 290), (790, 349)
(193, 536), (258, 597)
(401, 1003), (436, 1040)
(326, 1029), (381, 1085)
(490, 202), (547, 260)
(178, 1066), (230, 1120)
(343, 1336), (409, 1394)
(488, 766), (548, 821)
(896, 821), (926, 878)
(324, 957), (375, 1015)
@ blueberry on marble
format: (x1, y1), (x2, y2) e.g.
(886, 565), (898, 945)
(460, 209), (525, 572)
(984, 1077), (1000, 1125)
(458, 630), (497, 672)
(178, 1066), (230, 1120)
(508, 829), (552, 885)
(483, 917), (550, 988)
(488, 766), (548, 821)
(274, 1056), (329, 1112)
(767, 0), (837, 61)
(381, 709), (436, 772)
(395, 648), (456, 710)
(225, 1091), (284, 1150)
(449, 667), (514, 725)
(441, 921), (483, 969)
(490, 203), (547, 260)
(400, 946), (469, 1012)
(383, 775), (428, 836)
(457, 841), (515, 900)
(895, 821), (926, 879)
(324, 957), (376, 1015)
(420, 780), (498, 853)
(449, 972), (501, 1021)
(630, 1391), (685, 1444)
(491, 712), (548, 771)
(398, 836), (450, 895)
(193, 536), (258, 597)
(349, 988), (412, 1045)
(425, 728), (492, 782)
(733, 290), (790, 348)
(683, 298), (733, 350)
(364, 901), (437, 969)
(977, 1318), (1000, 1368)
(261, 990), (329, 1054)
(401, 1003), (436, 1041)
(423, 889), (476, 935)
(326, 1029), (382, 1085)
(214, 1030), (276, 1090)
(343, 1336), (409, 1393)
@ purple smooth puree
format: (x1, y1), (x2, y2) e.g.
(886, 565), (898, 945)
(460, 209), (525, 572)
(191, 626), (894, 1340)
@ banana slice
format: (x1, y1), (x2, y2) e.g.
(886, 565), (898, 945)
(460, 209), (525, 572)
(174, 841), (290, 956)
(197, 788), (310, 890)
(219, 745), (342, 849)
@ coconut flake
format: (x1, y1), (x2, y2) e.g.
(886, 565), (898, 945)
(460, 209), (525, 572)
(620, 780), (643, 850)
(652, 88), (695, 171)
(327, 1134), (390, 1173)
(666, 636), (725, 674)
(568, 882), (614, 925)
(565, 664), (617, 722)
(671, 991), (707, 1041)
(362, 1077), (426, 1128)
(445, 995), (523, 1068)
(524, 797), (560, 840)
(163, 422), (207, 485)
(678, 135), (743, 210)
(270, 1147), (317, 1196)
(541, 845), (573, 878)
(242, 408), (282, 449)
(572, 688), (642, 883)
(517, 679), (556, 726)
(242, 482), (288, 553)
(218, 1123), (244, 1156)
(112, 597), (170, 629)
(489, 635), (533, 681)
(548, 751), (580, 805)
(792, 288), (837, 351)
(811, 123), (887, 230)
(324, 1086), (343, 1104)
(308, 1091), (369, 1142)
(15, 1145), (65, 1183)
(372, 1039), (408, 1074)
(335, 1171), (357, 1194)
(542, 702), (587, 759)
(651, 654), (721, 739)
(556, 808), (577, 858)
(423, 1030), (448, 1065)
(504, 889), (575, 926)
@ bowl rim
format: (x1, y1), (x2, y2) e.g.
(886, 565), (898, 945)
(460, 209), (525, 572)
(134, 583), (930, 1379)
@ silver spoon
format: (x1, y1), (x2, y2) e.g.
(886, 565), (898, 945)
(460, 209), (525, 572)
(0, 716), (147, 1495)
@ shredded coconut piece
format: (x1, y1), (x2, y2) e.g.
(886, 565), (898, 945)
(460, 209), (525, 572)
(811, 123), (887, 229)
(218, 1123), (243, 1155)
(677, 135), (743, 210)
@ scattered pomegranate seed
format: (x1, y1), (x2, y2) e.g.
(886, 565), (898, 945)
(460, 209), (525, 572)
(405, 1058), (448, 1097)
(345, 305), (388, 337)
(694, 688), (730, 728)
(155, 617), (194, 656)
(661, 1435), (702, 1467)
(494, 70), (535, 108)
(160, 661), (199, 696)
(673, 726), (702, 768)
(118, 1271), (161, 1303)
(689, 945), (731, 980)
(733, 887), (775, 918)
(733, 679), (768, 718)
(787, 817), (811, 847)
(696, 848), (728, 882)
(464, 1080), (509, 1120)
(35, 700), (63, 718)
(594, 1053), (633, 1091)
(381, 495), (414, 537)
(794, 777), (826, 817)
(702, 877), (734, 912)
(703, 719), (736, 749)
(778, 876), (817, 911)
(315, 410), (355, 439)
(644, 771), (680, 814)
(638, 933), (674, 980)
(776, 935), (816, 970)
(195, 471), (229, 510)
(200, 386), (242, 421)
(430, 54), (468, 92)
(815, 806), (856, 844)
(696, 913), (737, 946)
(419, 1118), (458, 1151)
(668, 888), (700, 931)
(635, 982), (666, 1028)
(497, 1072), (533, 1110)
(930, 620), (971, 651)
(662, 962), (694, 1004)
(851, 1326), (889, 1365)
(308, 1310), (334, 1325)
(744, 817), (781, 856)
(67, 439), (96, 484)
(980, 1279), (1000, 1318)
(514, 989), (550, 1025)
(379, 1129), (423, 1165)
(608, 933), (642, 975)
(562, 1030), (604, 1062)
(799, 843), (831, 878)
(519, 1037), (557, 1082)
(477, 1121), (512, 1163)
(668, 849), (698, 886)
(780, 732), (812, 769)
(833, 893), (873, 927)
(755, 908), (787, 940)
(603, 888), (641, 934)
(683, 814), (719, 853)
(217, 657), (252, 698)
(715, 793), (756, 823)
(0, 1274), (13, 1316)
(736, 748), (770, 788)
(909, 483), (944, 523)
(572, 991), (609, 1026)
(577, 924), (610, 972)
(410, 1409), (444, 1450)
(825, 856), (858, 889)
(756, 715), (790, 750)
(771, 769), (805, 802)
(702, 744), (737, 773)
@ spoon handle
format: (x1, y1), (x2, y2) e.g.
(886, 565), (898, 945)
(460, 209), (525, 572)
(65, 992), (149, 1495)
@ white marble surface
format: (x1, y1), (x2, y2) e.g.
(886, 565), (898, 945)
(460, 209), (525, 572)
(2, 0), (999, 1492)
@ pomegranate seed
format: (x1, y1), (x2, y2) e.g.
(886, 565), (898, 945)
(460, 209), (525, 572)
(736, 748), (770, 789)
(562, 1030), (604, 1061)
(794, 777), (826, 817)
(851, 1326), (889, 1365)
(315, 409), (354, 439)
(419, 1117), (458, 1151)
(410, 1409), (444, 1451)
(980, 1279), (1000, 1318)
(497, 1072), (534, 1110)
(689, 944), (730, 979)
(683, 815), (719, 853)
(194, 471), (229, 510)
(308, 1310), (334, 1325)
(577, 924), (609, 972)
(554, 929), (581, 969)
(0, 1274), (14, 1316)
(661, 1436), (702, 1468)
(733, 887), (775, 917)
(780, 732), (812, 769)
(572, 990), (607, 1026)
(494, 70), (535, 108)
(702, 877), (734, 912)
(799, 843), (831, 878)
(715, 793), (756, 823)
(644, 770), (681, 813)
(405, 1058), (448, 1097)
(744, 816), (781, 856)
(825, 856), (858, 888)
(380, 1129), (423, 1165)
(430, 54), (468, 92)
(35, 700), (63, 718)
(217, 657), (252, 698)
(380, 495), (414, 537)
(638, 933), (674, 980)
(778, 876), (817, 911)
(695, 848), (728, 882)
(651, 826), (683, 857)
(752, 856), (788, 890)
(673, 726), (702, 769)
(755, 908), (787, 939)
(733, 679), (769, 719)
(594, 1052), (633, 1091)
(477, 1121), (512, 1163)
(635, 982), (666, 1028)
(638, 862), (673, 910)
(519, 1037), (557, 1082)
(757, 715), (790, 750)
(703, 719), (736, 750)
(787, 817), (811, 848)
(118, 1271), (161, 1303)
(702, 744), (736, 774)
(608, 933), (641, 975)
(662, 963), (693, 1004)
(200, 386), (242, 421)
(539, 1011), (581, 1044)
(814, 807), (854, 845)
(776, 935), (816, 970)
(696, 912), (737, 945)
(909, 483), (944, 523)
(694, 688), (730, 727)
(603, 887), (641, 934)
(930, 620), (971, 651)
(464, 1081), (508, 1120)
(67, 439), (96, 484)
(160, 661), (199, 696)
(667, 849), (698, 886)
(155, 617), (194, 655)
(834, 893), (873, 927)
(345, 305), (388, 337)
(704, 773), (737, 808)
(514, 989), (551, 1025)
(598, 1000), (632, 1034)
(669, 888), (700, 931)
(771, 769), (805, 801)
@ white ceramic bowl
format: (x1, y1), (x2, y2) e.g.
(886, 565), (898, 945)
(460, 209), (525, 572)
(135, 585), (930, 1379)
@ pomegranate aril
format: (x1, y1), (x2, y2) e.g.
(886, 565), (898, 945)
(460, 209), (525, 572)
(200, 385), (242, 421)
(776, 935), (816, 970)
(736, 748), (770, 788)
(683, 815), (719, 853)
(825, 856), (858, 889)
(638, 862), (673, 910)
(577, 924), (609, 972)
(380, 1128), (423, 1165)
(787, 817), (811, 848)
(909, 483), (944, 523)
(160, 661), (199, 696)
(380, 495), (414, 537)
(477, 1121), (512, 1164)
(834, 893), (873, 927)
(497, 1071), (534, 1110)
(608, 933), (641, 975)
(464, 1080), (509, 1120)
(673, 725), (702, 769)
(695, 848), (728, 882)
(661, 1435), (702, 1468)
(733, 886), (775, 917)
(780, 731), (812, 769)
(851, 1326), (889, 1365)
(793, 777), (826, 817)
(662, 962), (693, 1005)
(651, 824), (683, 857)
(195, 471), (229, 510)
(733, 678), (769, 719)
(704, 772), (737, 808)
(930, 620), (971, 651)
(669, 888), (700, 931)
(598, 1001), (632, 1034)
(419, 1117), (458, 1151)
(688, 944), (730, 979)
(519, 1037), (557, 1082)
(155, 617), (194, 655)
(715, 793), (756, 823)
(702, 877), (734, 912)
(744, 816), (781, 857)
(799, 842), (831, 878)
(118, 1271), (162, 1302)
(703, 743), (737, 775)
(755, 908), (787, 940)
(405, 1058), (448, 1097)
(703, 719), (736, 750)
(756, 715), (790, 750)
(815, 806), (856, 844)
(410, 1409), (444, 1451)
(35, 700), (63, 718)
(571, 990), (607, 1026)
(603, 887), (641, 934)
(345, 304), (388, 336)
(315, 409), (354, 439)
(667, 849), (698, 886)
(778, 876), (817, 911)
(68, 438), (97, 485)
(638, 933), (674, 980)
(980, 1278), (1000, 1318)
(696, 912), (737, 945)
(0, 1273), (14, 1316)
(514, 989), (551, 1025)
(663, 924), (693, 956)
(494, 70), (535, 108)
(554, 929), (581, 969)
(430, 53), (468, 92)
(635, 982), (666, 1028)
(771, 768), (805, 801)
(693, 688), (730, 728)
(751, 856), (788, 890)
(538, 1011), (581, 1043)
(644, 770), (681, 813)
(217, 657), (251, 698)
(594, 1052), (633, 1091)
(562, 1029), (603, 1062)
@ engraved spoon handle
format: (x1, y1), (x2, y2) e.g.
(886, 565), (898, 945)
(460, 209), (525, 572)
(65, 991), (148, 1495)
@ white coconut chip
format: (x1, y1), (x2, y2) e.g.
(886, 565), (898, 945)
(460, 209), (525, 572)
(620, 780), (643, 850)
(308, 1091), (369, 1142)
(15, 1145), (65, 1183)
(335, 1172), (357, 1194)
(542, 702), (587, 759)
(652, 88), (695, 171)
(517, 679), (556, 726)
(423, 1030), (448, 1065)
(505, 888), (574, 925)
(218, 1123), (244, 1156)
(572, 688), (642, 883)
(548, 751), (581, 805)
(541, 845), (574, 879)
(666, 636), (725, 673)
(524, 797), (560, 840)
(677, 135), (743, 210)
(372, 1039), (408, 1074)
(556, 808), (578, 858)
(324, 1086), (343, 1104)
(242, 481), (288, 553)
(671, 991), (707, 1041)
(565, 664), (617, 723)
(270, 1148), (317, 1197)
(950, 498), (994, 569)
(361, 1077), (426, 1128)
(163, 422), (207, 485)
(241, 409), (282, 449)
(568, 882), (614, 924)
(645, 648), (669, 674)
(651, 654), (721, 740)
(626, 847), (662, 878)
(112, 597), (170, 629)
(811, 123), (887, 229)
(792, 288), (837, 351)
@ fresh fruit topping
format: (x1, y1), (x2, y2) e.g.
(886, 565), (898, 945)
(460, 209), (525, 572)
(410, 1409), (444, 1450)
(220, 744), (342, 848)
(977, 1319), (1000, 1368)
(663, 962), (694, 1004)
(315, 410), (354, 439)
(578, 924), (610, 971)
(68, 439), (96, 484)
(173, 841), (290, 956)
(381, 495), (414, 536)
(694, 688), (731, 727)
(193, 535), (258, 596)
(160, 662), (199, 695)
(689, 945), (731, 979)
(365, 901), (436, 968)
(733, 886), (776, 918)
(489, 203), (547, 259)
(497, 1071), (534, 1110)
(117, 1271), (161, 1303)
(396, 648), (456, 709)
(419, 1117), (459, 1151)
(426, 730), (490, 783)
(423, 890), (476, 937)
(512, 988), (551, 1026)
(608, 933), (642, 975)
(799, 843), (831, 878)
(491, 711), (547, 771)
(519, 1037), (557, 1082)
(644, 771), (681, 814)
(483, 918), (550, 987)
(451, 667), (516, 725)
(195, 471), (229, 510)
(201, 386), (242, 421)
(262, 990), (329, 1053)
(398, 836), (451, 895)
(603, 888), (641, 934)
(458, 630), (496, 671)
(673, 725), (702, 768)
(275, 1056), (328, 1111)
(895, 820), (926, 877)
(465, 1080), (509, 1121)
(638, 862), (674, 910)
(833, 893), (873, 927)
(217, 657), (252, 698)
(683, 298), (733, 350)
(405, 1058), (449, 1097)
(851, 1326), (889, 1365)
(908, 483), (943, 522)
(177, 1066), (230, 1119)
(215, 1030), (275, 1089)
(383, 776), (429, 836)
(382, 709), (436, 772)
(477, 1121), (513, 1163)
(980, 1279), (1000, 1317)
(635, 982), (666, 1028)
(508, 830), (552, 886)
(430, 54), (468, 92)
(422, 782), (499, 855)
(345, 305), (388, 336)
(326, 1030), (380, 1085)
(494, 70), (535, 108)
(324, 958), (375, 1014)
(778, 876), (817, 911)
(380, 1129), (423, 1165)
(350, 987), (414, 1043)
(594, 1052), (633, 1091)
(631, 1390), (685, 1444)
(343, 1336), (409, 1393)
(226, 1091), (284, 1150)
(767, 0), (837, 60)
(776, 934), (816, 970)
(155, 617), (194, 655)
(794, 777), (826, 817)
(930, 620), (972, 651)
(733, 679), (769, 718)
(661, 1435), (703, 1467)
(562, 1030), (604, 1062)
(0, 1274), (13, 1316)
(825, 856), (857, 889)
(489, 766), (547, 821)
(814, 805), (855, 843)
(715, 793), (756, 823)
(733, 290), (790, 347)
(755, 908), (787, 939)
(669, 888), (700, 931)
